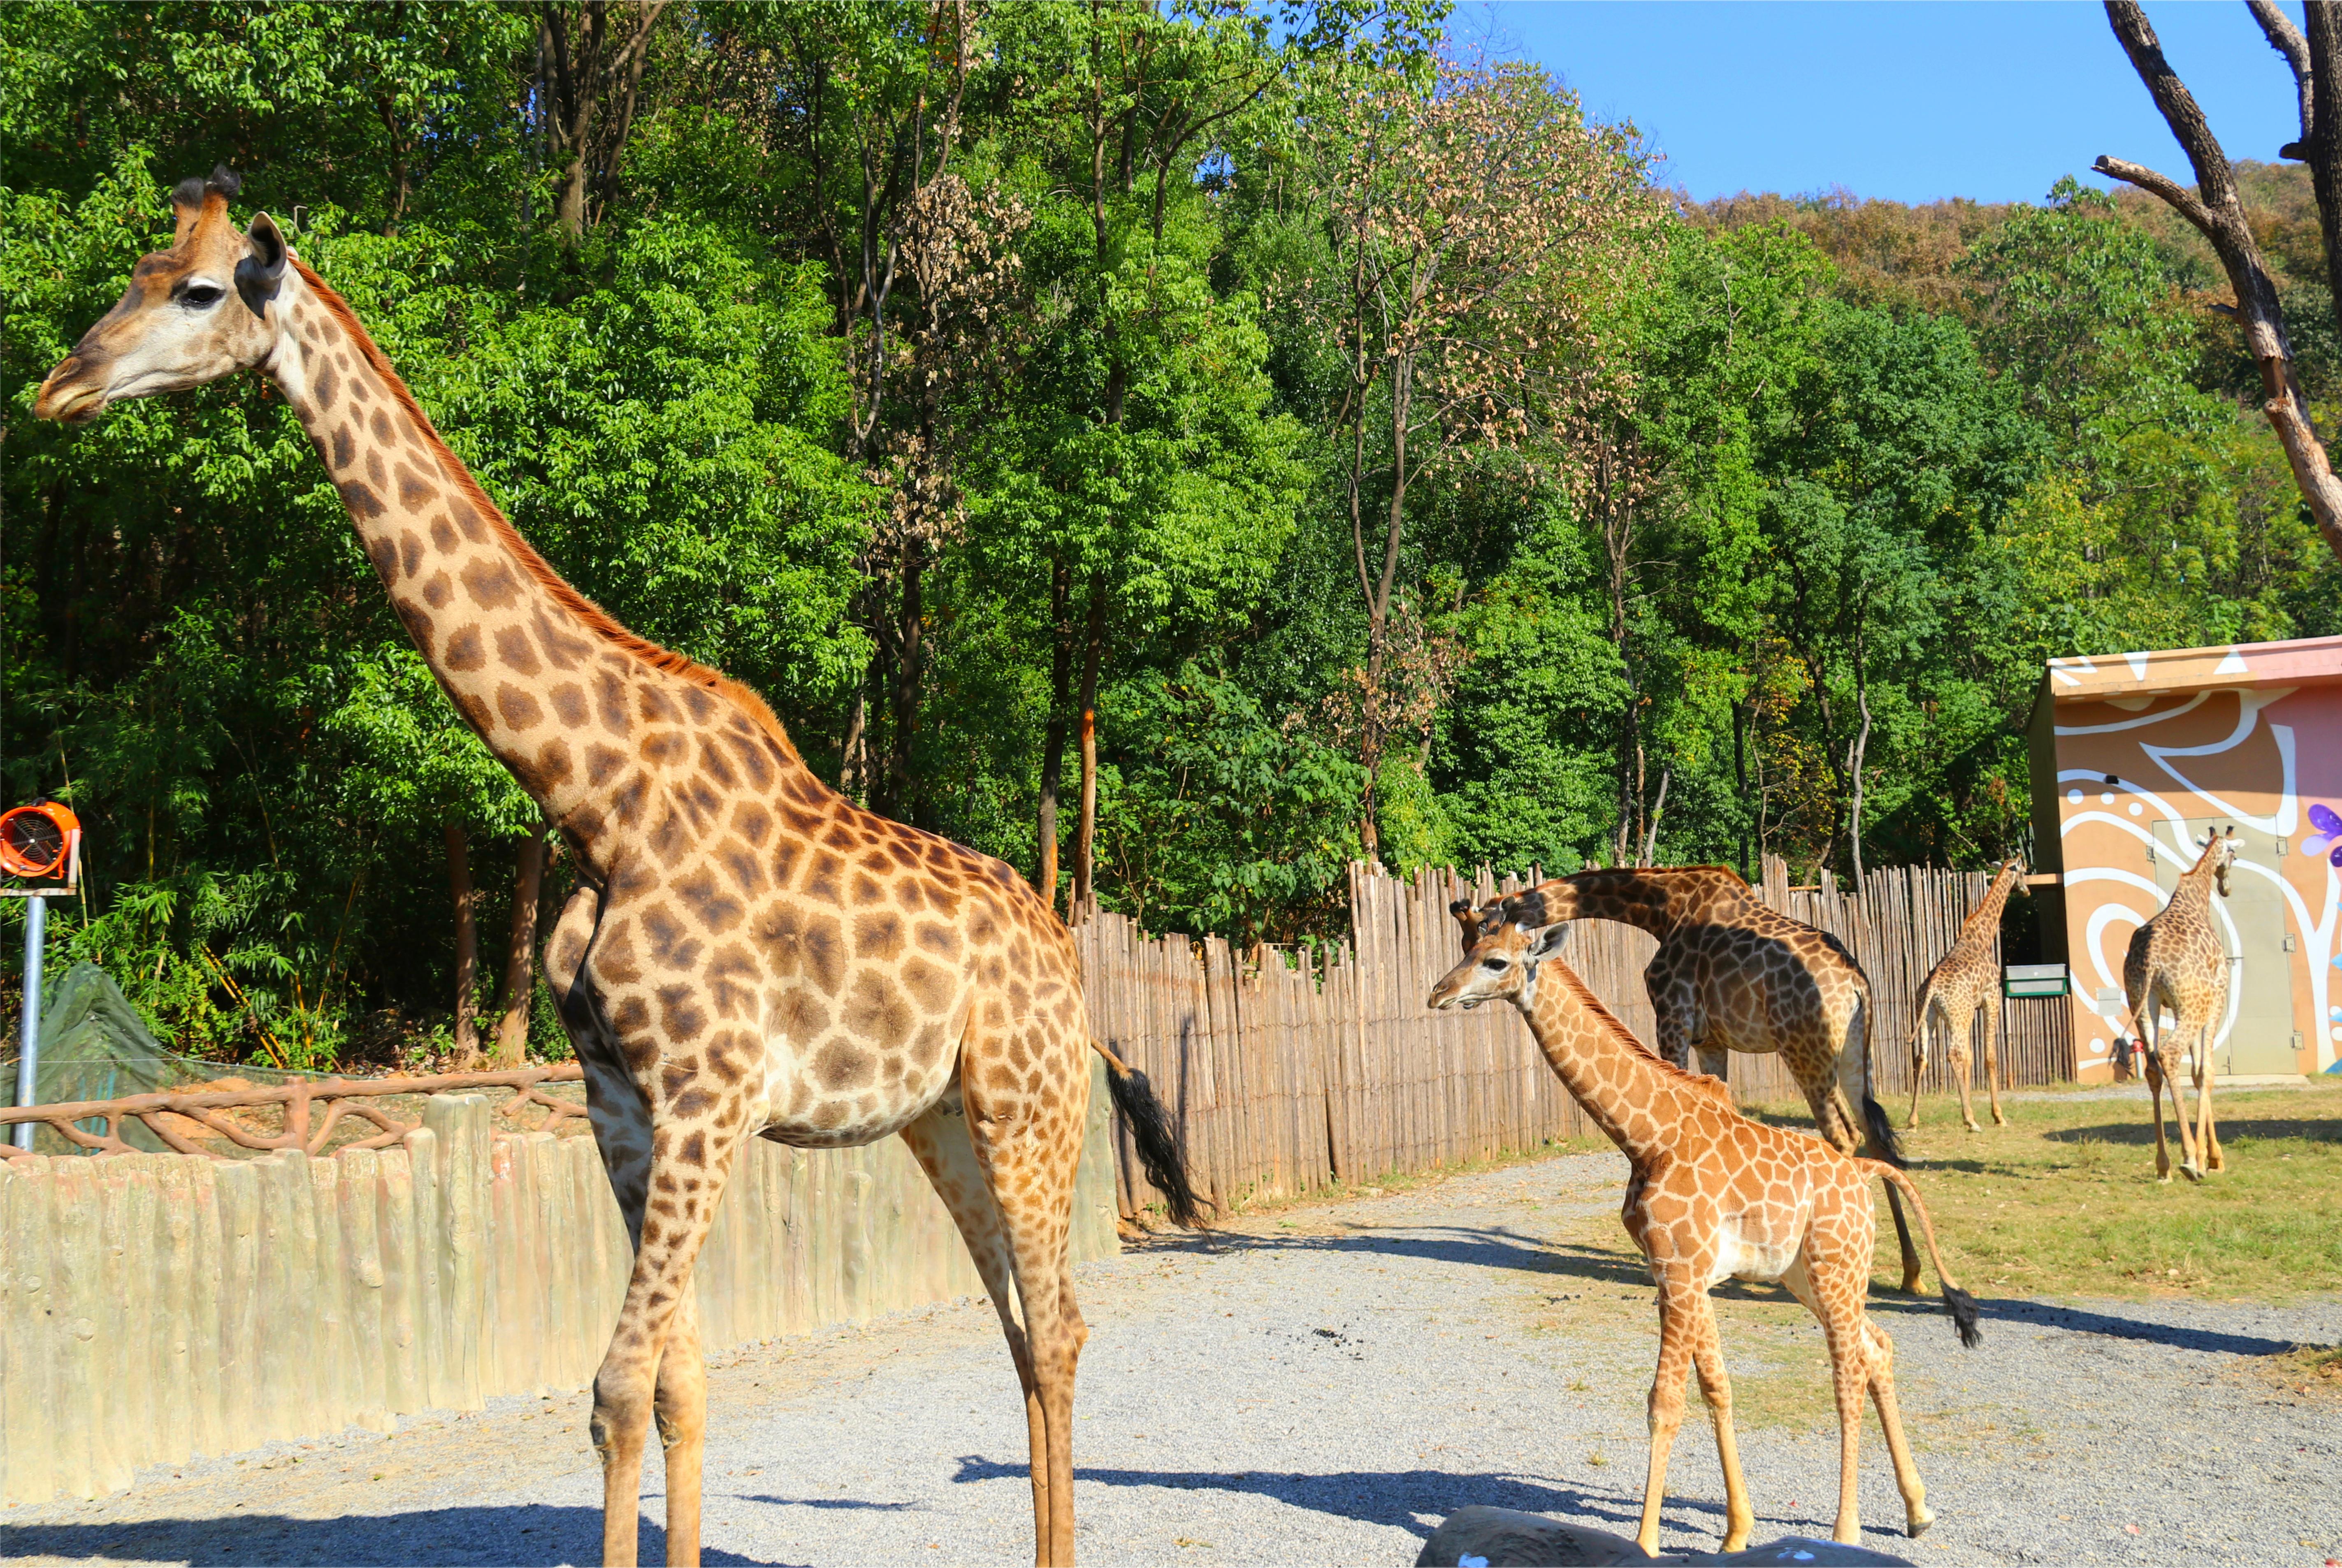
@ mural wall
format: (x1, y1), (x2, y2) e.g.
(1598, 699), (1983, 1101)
(2033, 638), (2342, 1082)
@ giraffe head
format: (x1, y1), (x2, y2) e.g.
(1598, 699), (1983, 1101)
(2195, 826), (2238, 896)
(33, 167), (289, 424)
(1428, 897), (1564, 1011)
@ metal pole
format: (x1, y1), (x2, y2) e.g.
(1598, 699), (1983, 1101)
(13, 893), (44, 1151)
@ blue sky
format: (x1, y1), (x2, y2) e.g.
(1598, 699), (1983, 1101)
(1479, 1), (2305, 205)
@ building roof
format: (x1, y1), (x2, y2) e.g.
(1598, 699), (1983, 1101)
(2043, 633), (2342, 701)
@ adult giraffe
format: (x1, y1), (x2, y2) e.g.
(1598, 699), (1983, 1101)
(1427, 896), (1979, 1553)
(1458, 865), (1926, 1293)
(33, 168), (1200, 1568)
(2117, 828), (2240, 1183)
(1903, 857), (2028, 1134)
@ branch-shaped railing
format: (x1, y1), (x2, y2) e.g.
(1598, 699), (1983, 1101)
(0, 1064), (587, 1160)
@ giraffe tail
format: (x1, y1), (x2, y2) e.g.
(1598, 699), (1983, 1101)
(1862, 1089), (1908, 1170)
(1856, 1158), (1982, 1349)
(1091, 1039), (1208, 1228)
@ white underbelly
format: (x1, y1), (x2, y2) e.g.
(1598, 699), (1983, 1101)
(1710, 1215), (1798, 1286)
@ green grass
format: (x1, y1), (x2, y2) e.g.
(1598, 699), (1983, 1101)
(1748, 1081), (2342, 1302)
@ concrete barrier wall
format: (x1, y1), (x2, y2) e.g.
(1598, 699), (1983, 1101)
(0, 1060), (1117, 1507)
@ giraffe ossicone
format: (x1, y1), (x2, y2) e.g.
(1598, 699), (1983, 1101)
(1428, 904), (1980, 1555)
(34, 167), (1200, 1568)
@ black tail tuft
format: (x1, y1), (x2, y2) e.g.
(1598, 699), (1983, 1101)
(1104, 1054), (1206, 1229)
(1862, 1092), (1908, 1169)
(1943, 1283), (1983, 1350)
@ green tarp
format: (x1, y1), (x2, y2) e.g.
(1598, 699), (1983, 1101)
(4, 961), (328, 1154)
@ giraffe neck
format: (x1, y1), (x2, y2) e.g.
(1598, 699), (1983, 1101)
(1511, 961), (1687, 1166)
(1561, 868), (1739, 940)
(1957, 864), (2021, 946)
(260, 260), (815, 874)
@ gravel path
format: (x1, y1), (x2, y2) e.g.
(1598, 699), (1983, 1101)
(4, 1151), (2336, 1567)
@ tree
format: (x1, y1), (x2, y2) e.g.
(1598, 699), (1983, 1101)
(1288, 55), (1657, 858)
(2096, 0), (2342, 561)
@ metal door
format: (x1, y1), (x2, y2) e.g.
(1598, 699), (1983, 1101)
(2149, 817), (2298, 1075)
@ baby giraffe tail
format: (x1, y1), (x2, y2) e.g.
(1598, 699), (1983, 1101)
(1091, 1039), (1207, 1228)
(1856, 1158), (1983, 1349)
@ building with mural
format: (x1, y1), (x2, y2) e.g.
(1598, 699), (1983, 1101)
(2027, 633), (2342, 1083)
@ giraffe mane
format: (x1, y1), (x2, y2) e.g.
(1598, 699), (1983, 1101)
(1541, 956), (1723, 1095)
(290, 257), (805, 765)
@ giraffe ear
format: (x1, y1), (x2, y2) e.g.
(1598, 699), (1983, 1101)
(1525, 923), (1567, 960)
(238, 212), (288, 320)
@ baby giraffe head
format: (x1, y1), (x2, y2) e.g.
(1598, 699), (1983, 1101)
(1428, 896), (1565, 1012)
(34, 166), (289, 424)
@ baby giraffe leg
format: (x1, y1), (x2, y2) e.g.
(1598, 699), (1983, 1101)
(1820, 1303), (1868, 1545)
(2162, 1037), (2203, 1182)
(1685, 1296), (1755, 1552)
(1636, 1281), (1701, 1556)
(1858, 1314), (1932, 1537)
(2142, 1031), (2175, 1181)
(1903, 1014), (1928, 1131)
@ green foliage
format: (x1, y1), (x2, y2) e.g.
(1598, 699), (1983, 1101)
(2, 3), (2333, 1068)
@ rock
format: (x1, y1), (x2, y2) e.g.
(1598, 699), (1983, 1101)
(1414, 1507), (1914, 1568)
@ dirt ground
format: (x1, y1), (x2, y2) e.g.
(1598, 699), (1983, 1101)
(4, 1120), (2337, 1567)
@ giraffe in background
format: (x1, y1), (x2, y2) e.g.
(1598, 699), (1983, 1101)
(34, 167), (1201, 1568)
(2118, 828), (2239, 1183)
(1466, 865), (1927, 1293)
(1904, 857), (2028, 1133)
(1429, 896), (1980, 1554)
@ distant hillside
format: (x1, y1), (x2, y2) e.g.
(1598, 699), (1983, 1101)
(1684, 161), (2340, 397)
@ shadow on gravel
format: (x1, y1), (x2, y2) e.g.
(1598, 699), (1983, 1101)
(947, 1455), (1910, 1549)
(0, 1504), (791, 1567)
(1861, 1293), (2300, 1356)
(1126, 1222), (1651, 1285)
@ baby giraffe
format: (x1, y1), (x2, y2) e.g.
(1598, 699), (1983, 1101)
(1429, 897), (1980, 1554)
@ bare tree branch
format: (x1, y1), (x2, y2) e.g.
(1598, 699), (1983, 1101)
(2101, 0), (2342, 561)
(2249, 0), (2314, 149)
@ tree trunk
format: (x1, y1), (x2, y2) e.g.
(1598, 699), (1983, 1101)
(1035, 557), (1072, 911)
(838, 672), (868, 803)
(445, 819), (480, 1069)
(1845, 613), (1872, 891)
(490, 820), (548, 1068)
(2099, 0), (2342, 562)
(1071, 573), (1105, 915)
(885, 538), (926, 822)
(1640, 767), (1669, 867)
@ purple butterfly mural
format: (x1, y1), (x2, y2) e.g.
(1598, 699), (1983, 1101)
(2303, 802), (2342, 867)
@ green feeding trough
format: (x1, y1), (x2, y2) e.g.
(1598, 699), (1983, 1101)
(2004, 963), (2070, 999)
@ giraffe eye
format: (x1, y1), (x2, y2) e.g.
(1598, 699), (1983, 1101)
(181, 283), (225, 309)
(1481, 956), (1507, 972)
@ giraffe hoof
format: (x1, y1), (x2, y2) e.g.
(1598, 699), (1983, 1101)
(1908, 1513), (1934, 1539)
(2181, 1163), (2204, 1184)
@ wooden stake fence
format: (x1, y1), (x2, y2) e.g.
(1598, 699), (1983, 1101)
(1083, 858), (2073, 1218)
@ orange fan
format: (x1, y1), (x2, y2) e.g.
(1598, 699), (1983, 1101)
(0, 800), (79, 880)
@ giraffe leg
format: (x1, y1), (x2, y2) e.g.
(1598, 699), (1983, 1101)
(1857, 1313), (1931, 1536)
(1696, 1044), (1731, 1086)
(1949, 1010), (1978, 1134)
(1818, 1289), (1868, 1544)
(653, 1291), (707, 1567)
(898, 1101), (1047, 1561)
(1981, 999), (2006, 1127)
(1684, 1297), (1755, 1552)
(2163, 1027), (2203, 1182)
(2143, 1042), (2175, 1182)
(591, 1135), (736, 1568)
(1903, 1013), (1927, 1132)
(1636, 1279), (1700, 1556)
(2192, 1022), (2222, 1174)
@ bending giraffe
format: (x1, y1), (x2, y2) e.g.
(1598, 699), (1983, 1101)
(33, 167), (1202, 1568)
(1465, 866), (1927, 1293)
(2117, 828), (2239, 1183)
(1428, 897), (1980, 1554)
(1904, 857), (2028, 1133)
